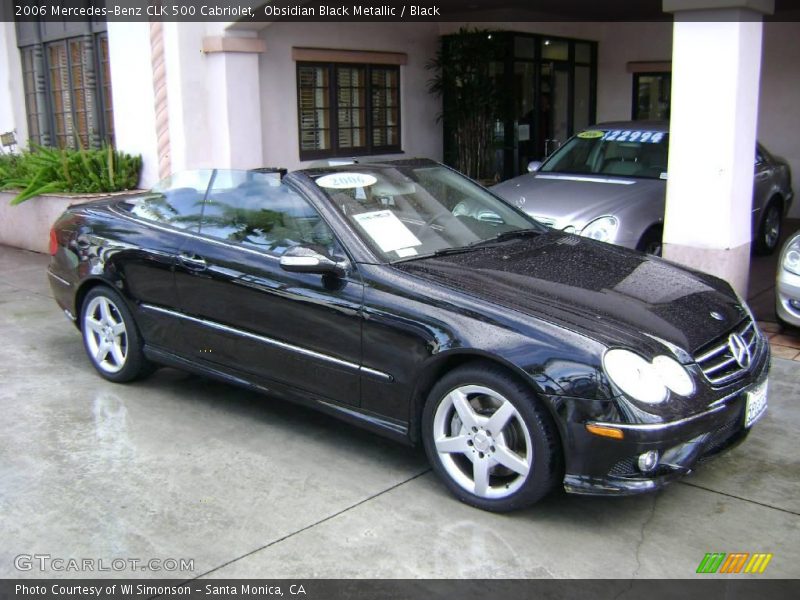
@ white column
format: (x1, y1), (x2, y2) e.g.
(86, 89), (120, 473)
(662, 0), (773, 296)
(202, 34), (266, 170)
(107, 23), (160, 188)
(0, 21), (29, 147)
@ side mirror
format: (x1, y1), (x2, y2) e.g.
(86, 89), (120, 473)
(476, 210), (504, 225)
(279, 246), (349, 278)
(527, 161), (542, 173)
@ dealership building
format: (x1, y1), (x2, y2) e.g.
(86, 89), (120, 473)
(0, 0), (798, 293)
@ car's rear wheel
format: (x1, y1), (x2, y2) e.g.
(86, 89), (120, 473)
(754, 199), (782, 255)
(80, 286), (152, 383)
(422, 362), (561, 512)
(637, 226), (663, 256)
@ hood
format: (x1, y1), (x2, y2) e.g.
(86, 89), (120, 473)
(394, 232), (745, 357)
(491, 173), (665, 228)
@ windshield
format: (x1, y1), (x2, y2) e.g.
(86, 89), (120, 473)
(541, 129), (669, 179)
(311, 164), (542, 262)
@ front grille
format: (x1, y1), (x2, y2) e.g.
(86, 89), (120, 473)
(694, 319), (759, 386)
(609, 457), (637, 477)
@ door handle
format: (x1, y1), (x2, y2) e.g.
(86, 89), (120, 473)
(178, 253), (207, 271)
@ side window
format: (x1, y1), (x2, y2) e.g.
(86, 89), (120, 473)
(118, 170), (212, 231)
(200, 174), (340, 256)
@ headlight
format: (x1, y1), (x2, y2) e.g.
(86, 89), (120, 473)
(580, 216), (618, 242)
(782, 233), (800, 276)
(603, 349), (695, 404)
(652, 355), (695, 396)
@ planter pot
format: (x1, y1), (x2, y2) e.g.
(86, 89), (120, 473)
(0, 190), (141, 254)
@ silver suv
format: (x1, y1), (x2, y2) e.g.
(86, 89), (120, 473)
(492, 121), (793, 255)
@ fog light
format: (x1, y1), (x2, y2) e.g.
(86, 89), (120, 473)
(789, 299), (800, 311)
(637, 450), (660, 473)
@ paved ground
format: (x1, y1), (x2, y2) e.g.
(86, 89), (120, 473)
(0, 245), (798, 580)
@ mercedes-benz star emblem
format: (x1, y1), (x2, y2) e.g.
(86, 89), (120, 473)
(728, 333), (751, 369)
(710, 310), (725, 321)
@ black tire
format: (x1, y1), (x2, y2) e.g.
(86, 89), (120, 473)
(754, 199), (782, 255)
(80, 286), (153, 383)
(637, 226), (663, 256)
(421, 361), (562, 512)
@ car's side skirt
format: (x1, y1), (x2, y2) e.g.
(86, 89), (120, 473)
(142, 345), (411, 445)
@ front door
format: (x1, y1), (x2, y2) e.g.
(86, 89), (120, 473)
(173, 172), (363, 407)
(537, 61), (571, 160)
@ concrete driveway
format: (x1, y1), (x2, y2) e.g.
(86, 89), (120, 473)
(0, 245), (798, 580)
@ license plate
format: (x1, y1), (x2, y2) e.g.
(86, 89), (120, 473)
(745, 381), (768, 428)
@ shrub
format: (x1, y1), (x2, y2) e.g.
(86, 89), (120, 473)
(0, 145), (142, 205)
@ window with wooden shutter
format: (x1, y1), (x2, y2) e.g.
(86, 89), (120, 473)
(18, 24), (114, 149)
(297, 61), (401, 160)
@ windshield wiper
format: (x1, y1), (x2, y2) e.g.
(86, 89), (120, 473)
(467, 228), (544, 247)
(394, 229), (543, 263)
(393, 244), (485, 263)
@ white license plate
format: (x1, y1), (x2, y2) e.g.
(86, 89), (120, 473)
(745, 380), (768, 428)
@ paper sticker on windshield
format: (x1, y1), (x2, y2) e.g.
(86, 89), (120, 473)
(577, 130), (604, 139)
(316, 172), (377, 190)
(352, 210), (422, 253)
(602, 130), (666, 144)
(395, 247), (418, 258)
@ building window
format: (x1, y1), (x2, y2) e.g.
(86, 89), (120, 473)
(18, 33), (114, 149)
(632, 72), (671, 121)
(297, 62), (400, 160)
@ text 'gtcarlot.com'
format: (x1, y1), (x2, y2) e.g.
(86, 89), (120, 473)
(14, 553), (194, 572)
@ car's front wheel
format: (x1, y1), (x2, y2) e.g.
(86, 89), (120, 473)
(637, 226), (663, 256)
(80, 286), (152, 383)
(754, 199), (782, 255)
(422, 363), (562, 512)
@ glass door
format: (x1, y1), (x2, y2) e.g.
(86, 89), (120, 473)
(538, 61), (570, 159)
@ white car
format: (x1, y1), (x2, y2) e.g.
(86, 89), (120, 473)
(776, 230), (800, 328)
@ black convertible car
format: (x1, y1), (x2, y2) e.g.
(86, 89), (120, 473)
(47, 159), (769, 512)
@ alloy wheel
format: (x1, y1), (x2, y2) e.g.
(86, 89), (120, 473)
(83, 296), (129, 374)
(432, 385), (533, 499)
(764, 205), (781, 250)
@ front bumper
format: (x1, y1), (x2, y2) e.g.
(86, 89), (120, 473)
(560, 348), (770, 496)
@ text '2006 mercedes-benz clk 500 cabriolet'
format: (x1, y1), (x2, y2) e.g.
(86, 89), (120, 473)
(47, 159), (769, 512)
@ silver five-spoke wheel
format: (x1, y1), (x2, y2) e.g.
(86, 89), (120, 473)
(83, 295), (129, 373)
(433, 385), (532, 499)
(422, 363), (561, 511)
(80, 286), (152, 383)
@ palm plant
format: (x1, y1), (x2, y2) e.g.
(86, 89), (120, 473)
(427, 28), (504, 181)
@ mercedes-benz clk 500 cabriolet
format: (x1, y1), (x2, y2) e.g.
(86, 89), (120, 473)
(47, 159), (769, 512)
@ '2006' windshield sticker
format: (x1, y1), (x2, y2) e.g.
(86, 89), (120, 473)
(577, 130), (604, 139)
(316, 172), (378, 190)
(602, 130), (666, 144)
(352, 210), (422, 254)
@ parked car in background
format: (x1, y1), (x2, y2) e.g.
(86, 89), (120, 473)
(492, 121), (793, 256)
(48, 159), (769, 512)
(776, 229), (800, 329)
